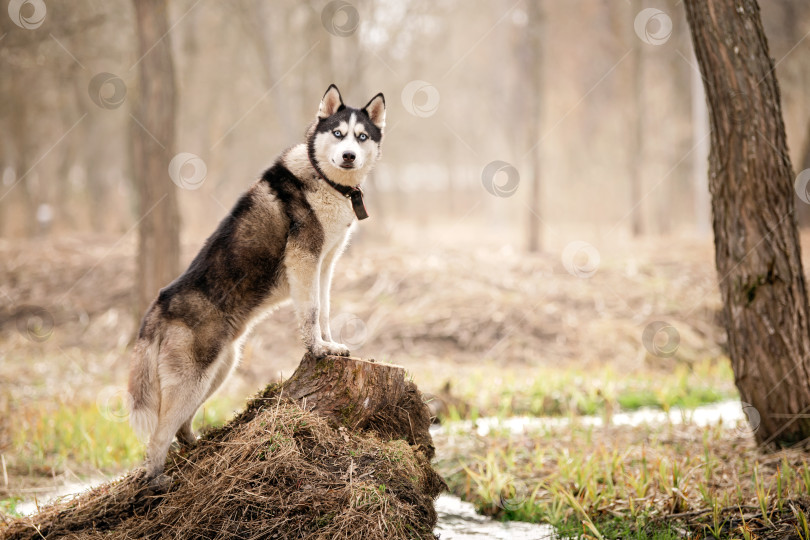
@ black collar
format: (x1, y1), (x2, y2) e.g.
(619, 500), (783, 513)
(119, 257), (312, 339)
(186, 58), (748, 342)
(307, 147), (369, 221)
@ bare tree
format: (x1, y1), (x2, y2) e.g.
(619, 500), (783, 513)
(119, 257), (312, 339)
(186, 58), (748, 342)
(131, 0), (181, 318)
(526, 0), (543, 252)
(685, 0), (810, 445)
(629, 0), (645, 237)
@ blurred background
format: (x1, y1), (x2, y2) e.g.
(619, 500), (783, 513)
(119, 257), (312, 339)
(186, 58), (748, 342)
(2, 0), (810, 529)
(5, 0), (810, 247)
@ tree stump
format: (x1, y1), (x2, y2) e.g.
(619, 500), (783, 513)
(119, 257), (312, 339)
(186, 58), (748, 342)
(282, 353), (436, 459)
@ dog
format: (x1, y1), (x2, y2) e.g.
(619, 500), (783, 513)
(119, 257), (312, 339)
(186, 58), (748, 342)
(127, 84), (385, 489)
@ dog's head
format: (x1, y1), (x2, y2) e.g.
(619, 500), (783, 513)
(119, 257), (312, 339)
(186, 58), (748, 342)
(308, 84), (385, 186)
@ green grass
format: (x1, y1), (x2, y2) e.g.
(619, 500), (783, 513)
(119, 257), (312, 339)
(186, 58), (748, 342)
(12, 401), (143, 473)
(555, 516), (682, 540)
(0, 497), (23, 518)
(8, 394), (238, 476)
(436, 358), (737, 421)
(435, 417), (810, 538)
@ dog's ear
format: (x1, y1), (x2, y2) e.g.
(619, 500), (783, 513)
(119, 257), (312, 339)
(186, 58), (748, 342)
(318, 84), (344, 119)
(363, 92), (386, 130)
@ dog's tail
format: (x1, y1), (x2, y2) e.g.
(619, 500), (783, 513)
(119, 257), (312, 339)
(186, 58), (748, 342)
(128, 338), (161, 441)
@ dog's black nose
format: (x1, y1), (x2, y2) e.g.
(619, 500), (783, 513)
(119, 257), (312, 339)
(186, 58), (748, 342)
(342, 151), (356, 163)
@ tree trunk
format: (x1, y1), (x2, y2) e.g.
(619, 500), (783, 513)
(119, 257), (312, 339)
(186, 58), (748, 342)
(629, 0), (645, 238)
(8, 105), (37, 238)
(526, 0), (543, 253)
(685, 0), (810, 445)
(131, 0), (181, 319)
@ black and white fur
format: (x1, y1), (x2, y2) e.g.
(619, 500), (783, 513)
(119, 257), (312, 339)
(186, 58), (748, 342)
(127, 85), (385, 489)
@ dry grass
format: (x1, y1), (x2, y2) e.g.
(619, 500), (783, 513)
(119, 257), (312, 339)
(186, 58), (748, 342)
(0, 384), (444, 539)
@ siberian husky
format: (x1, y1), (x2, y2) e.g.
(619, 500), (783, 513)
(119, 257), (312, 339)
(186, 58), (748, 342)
(127, 85), (385, 488)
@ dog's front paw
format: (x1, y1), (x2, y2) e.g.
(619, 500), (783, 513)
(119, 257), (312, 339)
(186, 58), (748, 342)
(309, 340), (350, 358)
(327, 341), (350, 357)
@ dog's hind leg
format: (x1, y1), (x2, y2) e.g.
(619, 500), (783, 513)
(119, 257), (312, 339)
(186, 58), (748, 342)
(144, 327), (211, 489)
(175, 419), (197, 448)
(145, 375), (209, 489)
(174, 343), (238, 447)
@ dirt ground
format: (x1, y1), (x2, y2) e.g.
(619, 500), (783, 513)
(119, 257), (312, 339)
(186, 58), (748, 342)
(0, 231), (727, 392)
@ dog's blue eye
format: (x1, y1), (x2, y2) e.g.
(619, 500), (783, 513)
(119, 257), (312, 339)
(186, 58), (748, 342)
(358, 133), (368, 141)
(333, 130), (342, 138)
